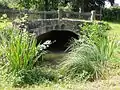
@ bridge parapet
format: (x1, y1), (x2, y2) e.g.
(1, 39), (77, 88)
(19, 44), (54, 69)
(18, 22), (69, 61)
(13, 18), (102, 36)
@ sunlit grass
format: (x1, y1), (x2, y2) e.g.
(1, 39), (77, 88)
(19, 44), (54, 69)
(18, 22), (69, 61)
(0, 21), (12, 30)
(106, 22), (120, 62)
(107, 22), (120, 40)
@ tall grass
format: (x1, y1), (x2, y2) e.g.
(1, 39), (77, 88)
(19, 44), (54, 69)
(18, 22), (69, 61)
(60, 23), (117, 81)
(0, 28), (43, 72)
(0, 15), (53, 87)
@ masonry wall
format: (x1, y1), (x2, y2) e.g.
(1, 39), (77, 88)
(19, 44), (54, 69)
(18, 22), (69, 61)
(22, 19), (92, 36)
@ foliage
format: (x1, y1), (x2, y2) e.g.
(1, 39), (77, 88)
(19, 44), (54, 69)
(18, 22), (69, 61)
(102, 7), (120, 22)
(17, 0), (59, 10)
(0, 0), (20, 9)
(0, 14), (44, 73)
(0, 2), (9, 9)
(80, 22), (110, 44)
(59, 22), (117, 81)
(17, 0), (44, 10)
(0, 28), (43, 72)
(58, 2), (72, 12)
(58, 0), (115, 12)
(0, 0), (115, 11)
(0, 66), (59, 87)
(60, 37), (116, 81)
(0, 14), (11, 29)
(60, 41), (104, 81)
(81, 22), (116, 61)
(0, 15), (49, 86)
(6, 67), (58, 86)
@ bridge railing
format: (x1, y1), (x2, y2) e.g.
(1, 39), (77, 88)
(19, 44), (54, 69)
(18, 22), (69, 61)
(0, 9), (59, 20)
(0, 8), (102, 21)
(58, 10), (102, 21)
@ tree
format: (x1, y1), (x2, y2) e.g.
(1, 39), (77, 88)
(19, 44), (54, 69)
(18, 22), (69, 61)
(108, 0), (114, 6)
(1, 0), (115, 11)
(44, 0), (59, 10)
(61, 0), (115, 12)
(18, 0), (44, 10)
(18, 0), (59, 10)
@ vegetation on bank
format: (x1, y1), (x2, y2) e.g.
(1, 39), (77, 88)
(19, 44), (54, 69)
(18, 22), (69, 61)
(0, 15), (119, 88)
(0, 13), (119, 90)
(59, 22), (117, 81)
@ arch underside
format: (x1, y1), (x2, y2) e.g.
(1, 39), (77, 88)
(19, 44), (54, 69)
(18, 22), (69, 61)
(36, 30), (79, 52)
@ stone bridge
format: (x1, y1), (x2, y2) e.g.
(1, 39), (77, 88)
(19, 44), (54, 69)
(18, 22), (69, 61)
(24, 18), (93, 36)
(13, 18), (101, 52)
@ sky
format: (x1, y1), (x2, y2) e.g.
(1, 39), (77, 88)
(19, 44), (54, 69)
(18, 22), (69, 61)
(115, 0), (120, 5)
(105, 0), (120, 8)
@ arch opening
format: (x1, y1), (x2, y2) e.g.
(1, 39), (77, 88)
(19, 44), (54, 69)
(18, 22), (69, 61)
(36, 30), (79, 53)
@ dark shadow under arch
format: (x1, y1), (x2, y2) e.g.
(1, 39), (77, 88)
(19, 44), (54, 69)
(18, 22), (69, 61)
(36, 30), (79, 52)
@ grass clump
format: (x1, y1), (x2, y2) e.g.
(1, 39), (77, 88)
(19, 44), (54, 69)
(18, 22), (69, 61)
(0, 28), (42, 72)
(0, 27), (45, 86)
(60, 40), (104, 81)
(0, 15), (61, 87)
(59, 22), (117, 82)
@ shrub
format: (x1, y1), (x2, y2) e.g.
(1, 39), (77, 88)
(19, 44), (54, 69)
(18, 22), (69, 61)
(81, 23), (116, 61)
(80, 22), (110, 43)
(102, 7), (120, 22)
(7, 67), (58, 86)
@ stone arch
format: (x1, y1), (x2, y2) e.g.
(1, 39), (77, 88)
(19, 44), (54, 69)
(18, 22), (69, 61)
(54, 25), (59, 29)
(61, 24), (66, 29)
(36, 30), (79, 52)
(73, 24), (80, 30)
